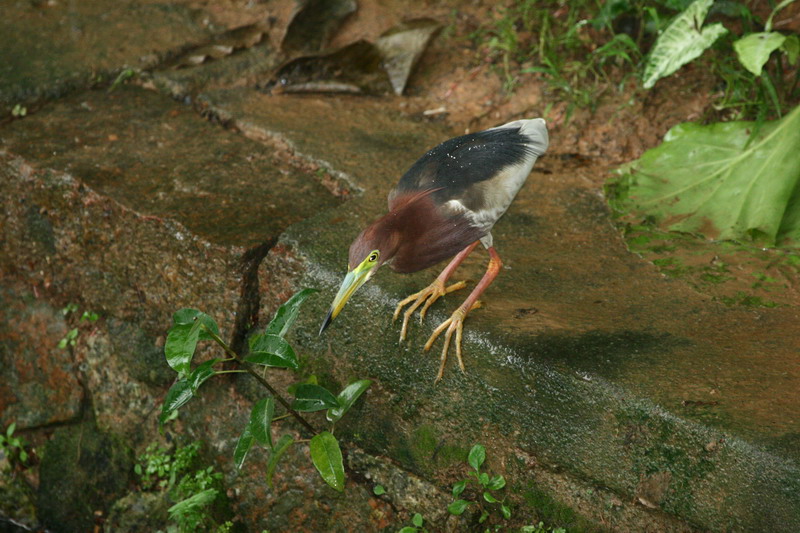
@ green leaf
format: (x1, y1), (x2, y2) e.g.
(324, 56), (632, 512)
(188, 359), (218, 392)
(781, 34), (799, 65)
(265, 288), (317, 338)
(246, 334), (299, 369)
(500, 503), (512, 519)
(159, 378), (193, 425)
(468, 444), (486, 471)
(373, 484), (386, 495)
(165, 310), (219, 376)
(266, 434), (294, 487)
(398, 528), (417, 533)
(309, 431), (345, 491)
(234, 425), (254, 469)
(447, 499), (469, 515)
(326, 379), (372, 423)
(412, 513), (424, 527)
(249, 397), (275, 448)
(167, 488), (218, 521)
(6, 422), (15, 437)
(453, 480), (467, 497)
(483, 491), (499, 503)
(609, 105), (800, 246)
(292, 384), (339, 412)
(287, 375), (317, 395)
(642, 0), (728, 88)
(172, 309), (220, 339)
(734, 32), (786, 76)
(486, 475), (506, 490)
(478, 472), (489, 486)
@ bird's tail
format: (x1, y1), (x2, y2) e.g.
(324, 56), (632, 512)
(491, 118), (549, 157)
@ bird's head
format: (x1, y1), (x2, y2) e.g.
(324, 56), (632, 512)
(319, 223), (399, 334)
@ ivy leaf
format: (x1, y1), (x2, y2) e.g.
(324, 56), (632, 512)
(642, 0), (727, 88)
(234, 425), (254, 469)
(468, 444), (486, 471)
(265, 288), (317, 338)
(292, 384), (339, 412)
(309, 431), (345, 491)
(609, 105), (800, 246)
(249, 397), (275, 448)
(266, 434), (294, 487)
(246, 334), (299, 369)
(326, 379), (372, 423)
(165, 309), (219, 376)
(734, 32), (787, 76)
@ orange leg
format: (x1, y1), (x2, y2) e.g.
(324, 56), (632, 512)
(393, 241), (480, 341)
(424, 246), (502, 382)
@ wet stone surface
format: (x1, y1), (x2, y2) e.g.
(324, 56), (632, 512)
(1, 85), (341, 246)
(0, 0), (212, 114)
(1, 0), (799, 530)
(0, 282), (83, 429)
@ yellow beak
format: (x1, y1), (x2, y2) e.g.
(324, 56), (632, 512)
(319, 267), (373, 334)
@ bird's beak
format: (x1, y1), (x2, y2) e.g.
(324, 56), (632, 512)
(319, 266), (373, 335)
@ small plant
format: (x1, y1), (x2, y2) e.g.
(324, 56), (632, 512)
(398, 512), (428, 533)
(160, 288), (371, 492)
(134, 441), (227, 532)
(520, 523), (567, 533)
(11, 104), (27, 118)
(447, 444), (510, 528)
(58, 303), (99, 349)
(0, 423), (30, 467)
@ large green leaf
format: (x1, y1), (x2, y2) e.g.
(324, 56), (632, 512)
(164, 309), (219, 376)
(265, 288), (317, 338)
(610, 105), (800, 246)
(734, 32), (786, 76)
(309, 431), (345, 491)
(292, 384), (339, 412)
(326, 379), (372, 423)
(234, 425), (254, 469)
(642, 0), (728, 89)
(249, 397), (275, 448)
(159, 377), (193, 425)
(246, 334), (299, 369)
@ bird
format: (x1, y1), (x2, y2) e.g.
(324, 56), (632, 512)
(319, 118), (549, 381)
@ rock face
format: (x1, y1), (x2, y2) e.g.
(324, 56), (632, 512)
(1, 0), (799, 531)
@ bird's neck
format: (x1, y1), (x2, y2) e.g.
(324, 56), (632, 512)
(375, 191), (482, 274)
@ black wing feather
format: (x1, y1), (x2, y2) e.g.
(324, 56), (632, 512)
(392, 126), (534, 205)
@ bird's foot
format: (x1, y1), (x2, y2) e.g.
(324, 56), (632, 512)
(424, 302), (481, 382)
(393, 279), (467, 341)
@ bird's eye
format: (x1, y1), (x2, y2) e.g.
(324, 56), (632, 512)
(368, 251), (379, 263)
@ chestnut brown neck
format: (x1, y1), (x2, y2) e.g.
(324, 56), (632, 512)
(351, 191), (483, 274)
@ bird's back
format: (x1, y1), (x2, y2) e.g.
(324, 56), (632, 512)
(389, 119), (548, 242)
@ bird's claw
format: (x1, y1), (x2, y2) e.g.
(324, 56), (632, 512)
(393, 279), (467, 342)
(424, 301), (481, 382)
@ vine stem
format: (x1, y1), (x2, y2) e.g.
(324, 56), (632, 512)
(200, 324), (317, 436)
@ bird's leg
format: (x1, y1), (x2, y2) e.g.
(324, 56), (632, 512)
(394, 241), (480, 341)
(425, 246), (502, 382)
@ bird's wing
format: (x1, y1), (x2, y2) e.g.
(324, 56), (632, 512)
(388, 119), (548, 212)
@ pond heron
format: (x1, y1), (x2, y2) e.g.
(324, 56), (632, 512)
(320, 118), (549, 381)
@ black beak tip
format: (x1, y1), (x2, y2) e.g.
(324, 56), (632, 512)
(319, 309), (334, 336)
